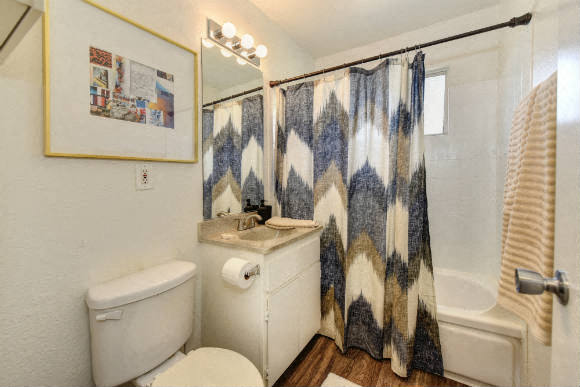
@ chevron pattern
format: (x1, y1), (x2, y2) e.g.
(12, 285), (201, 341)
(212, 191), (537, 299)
(274, 54), (442, 377)
(312, 73), (350, 348)
(203, 95), (264, 218)
(241, 95), (264, 206)
(202, 109), (214, 220)
(212, 100), (242, 216)
(274, 88), (286, 217)
(276, 83), (314, 219)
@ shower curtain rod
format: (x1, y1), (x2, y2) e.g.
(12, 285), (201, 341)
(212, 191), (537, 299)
(202, 86), (263, 107)
(269, 12), (532, 87)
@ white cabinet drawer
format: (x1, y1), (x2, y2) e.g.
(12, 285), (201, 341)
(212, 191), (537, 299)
(266, 234), (320, 292)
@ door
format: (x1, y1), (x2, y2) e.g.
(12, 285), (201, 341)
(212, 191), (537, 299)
(266, 262), (321, 386)
(551, 0), (580, 385)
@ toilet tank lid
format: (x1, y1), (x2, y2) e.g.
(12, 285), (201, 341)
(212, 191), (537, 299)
(86, 260), (197, 310)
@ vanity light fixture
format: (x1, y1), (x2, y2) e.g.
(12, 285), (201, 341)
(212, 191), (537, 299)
(241, 34), (254, 49)
(206, 19), (266, 68)
(222, 22), (236, 39)
(202, 38), (215, 48)
(255, 44), (268, 58)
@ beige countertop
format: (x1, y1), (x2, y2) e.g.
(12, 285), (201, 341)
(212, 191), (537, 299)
(198, 216), (322, 254)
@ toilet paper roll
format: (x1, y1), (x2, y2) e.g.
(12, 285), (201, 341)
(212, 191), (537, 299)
(221, 258), (256, 289)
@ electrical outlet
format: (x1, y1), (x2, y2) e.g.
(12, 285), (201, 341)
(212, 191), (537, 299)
(136, 164), (153, 190)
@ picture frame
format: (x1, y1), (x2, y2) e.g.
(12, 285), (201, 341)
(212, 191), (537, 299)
(43, 0), (199, 163)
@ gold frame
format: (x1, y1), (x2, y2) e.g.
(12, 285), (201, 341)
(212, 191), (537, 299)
(43, 0), (199, 163)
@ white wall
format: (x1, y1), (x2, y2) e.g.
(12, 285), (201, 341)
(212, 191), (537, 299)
(0, 0), (313, 385)
(316, 6), (504, 284)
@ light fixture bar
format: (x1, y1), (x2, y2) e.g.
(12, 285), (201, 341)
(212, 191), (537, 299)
(206, 19), (261, 68)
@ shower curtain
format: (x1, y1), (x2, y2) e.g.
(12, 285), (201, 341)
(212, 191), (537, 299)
(203, 94), (264, 219)
(274, 53), (443, 377)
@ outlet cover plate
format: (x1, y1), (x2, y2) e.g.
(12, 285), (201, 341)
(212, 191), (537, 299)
(136, 164), (153, 190)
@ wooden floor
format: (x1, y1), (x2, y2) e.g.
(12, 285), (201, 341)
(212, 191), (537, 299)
(273, 335), (465, 387)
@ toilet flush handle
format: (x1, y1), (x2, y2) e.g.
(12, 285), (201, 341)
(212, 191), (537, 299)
(95, 310), (123, 321)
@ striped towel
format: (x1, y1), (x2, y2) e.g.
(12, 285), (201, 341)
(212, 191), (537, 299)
(265, 216), (319, 230)
(497, 72), (557, 345)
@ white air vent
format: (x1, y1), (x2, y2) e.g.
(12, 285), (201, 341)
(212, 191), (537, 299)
(0, 0), (44, 64)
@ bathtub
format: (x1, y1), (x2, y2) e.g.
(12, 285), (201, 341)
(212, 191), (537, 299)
(434, 268), (527, 386)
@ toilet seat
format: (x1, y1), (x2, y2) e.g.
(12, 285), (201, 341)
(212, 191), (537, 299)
(151, 347), (264, 387)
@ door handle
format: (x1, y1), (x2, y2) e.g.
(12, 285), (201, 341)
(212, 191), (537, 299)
(515, 268), (569, 305)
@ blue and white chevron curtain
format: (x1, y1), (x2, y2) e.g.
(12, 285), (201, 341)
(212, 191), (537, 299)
(203, 94), (264, 219)
(274, 53), (443, 377)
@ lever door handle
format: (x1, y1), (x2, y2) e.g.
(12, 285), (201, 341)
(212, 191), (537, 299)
(515, 268), (569, 305)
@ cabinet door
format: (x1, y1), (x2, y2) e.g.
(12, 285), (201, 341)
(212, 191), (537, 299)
(267, 262), (320, 386)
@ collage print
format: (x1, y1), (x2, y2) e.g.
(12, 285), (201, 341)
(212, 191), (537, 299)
(89, 46), (175, 129)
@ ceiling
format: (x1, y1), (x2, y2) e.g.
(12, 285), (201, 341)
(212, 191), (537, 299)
(248, 0), (499, 58)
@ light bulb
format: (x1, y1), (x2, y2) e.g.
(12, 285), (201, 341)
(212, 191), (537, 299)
(241, 34), (254, 49)
(236, 57), (247, 66)
(225, 41), (233, 48)
(221, 22), (236, 39)
(255, 44), (268, 58)
(202, 38), (214, 48)
(241, 51), (248, 57)
(220, 48), (232, 58)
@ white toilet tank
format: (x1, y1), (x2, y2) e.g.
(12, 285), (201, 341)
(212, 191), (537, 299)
(86, 260), (197, 387)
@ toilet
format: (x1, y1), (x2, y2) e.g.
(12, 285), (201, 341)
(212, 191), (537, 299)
(85, 260), (264, 387)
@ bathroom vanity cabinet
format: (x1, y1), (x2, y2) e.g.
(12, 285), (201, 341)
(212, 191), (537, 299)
(199, 223), (322, 386)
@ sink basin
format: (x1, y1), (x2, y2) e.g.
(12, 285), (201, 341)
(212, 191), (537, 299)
(200, 218), (321, 253)
(237, 227), (294, 241)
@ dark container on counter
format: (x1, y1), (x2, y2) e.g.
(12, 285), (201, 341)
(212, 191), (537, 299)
(257, 200), (272, 224)
(244, 199), (259, 213)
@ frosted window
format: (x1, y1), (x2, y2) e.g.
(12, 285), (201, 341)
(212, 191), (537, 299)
(424, 73), (446, 135)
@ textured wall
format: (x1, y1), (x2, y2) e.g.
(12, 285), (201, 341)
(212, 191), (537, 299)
(0, 0), (313, 385)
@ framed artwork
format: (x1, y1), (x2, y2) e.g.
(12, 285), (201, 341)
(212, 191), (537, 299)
(43, 0), (198, 163)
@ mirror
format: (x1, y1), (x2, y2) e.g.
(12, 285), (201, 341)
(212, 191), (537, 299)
(201, 40), (264, 219)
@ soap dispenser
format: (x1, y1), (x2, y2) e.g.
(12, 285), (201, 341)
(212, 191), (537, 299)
(243, 199), (255, 213)
(257, 199), (272, 224)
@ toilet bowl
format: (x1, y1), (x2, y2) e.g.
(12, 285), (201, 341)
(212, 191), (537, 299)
(150, 347), (263, 387)
(86, 260), (264, 387)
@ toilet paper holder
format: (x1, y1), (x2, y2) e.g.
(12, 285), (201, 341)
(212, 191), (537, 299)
(244, 264), (260, 280)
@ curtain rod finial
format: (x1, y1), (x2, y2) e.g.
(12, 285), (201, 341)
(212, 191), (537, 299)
(510, 12), (532, 27)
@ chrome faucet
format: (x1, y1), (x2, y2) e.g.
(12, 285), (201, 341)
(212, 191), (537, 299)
(238, 214), (262, 231)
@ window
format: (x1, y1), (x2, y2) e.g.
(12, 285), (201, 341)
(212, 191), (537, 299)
(424, 70), (447, 135)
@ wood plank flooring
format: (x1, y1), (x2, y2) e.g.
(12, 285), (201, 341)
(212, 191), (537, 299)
(273, 335), (466, 387)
